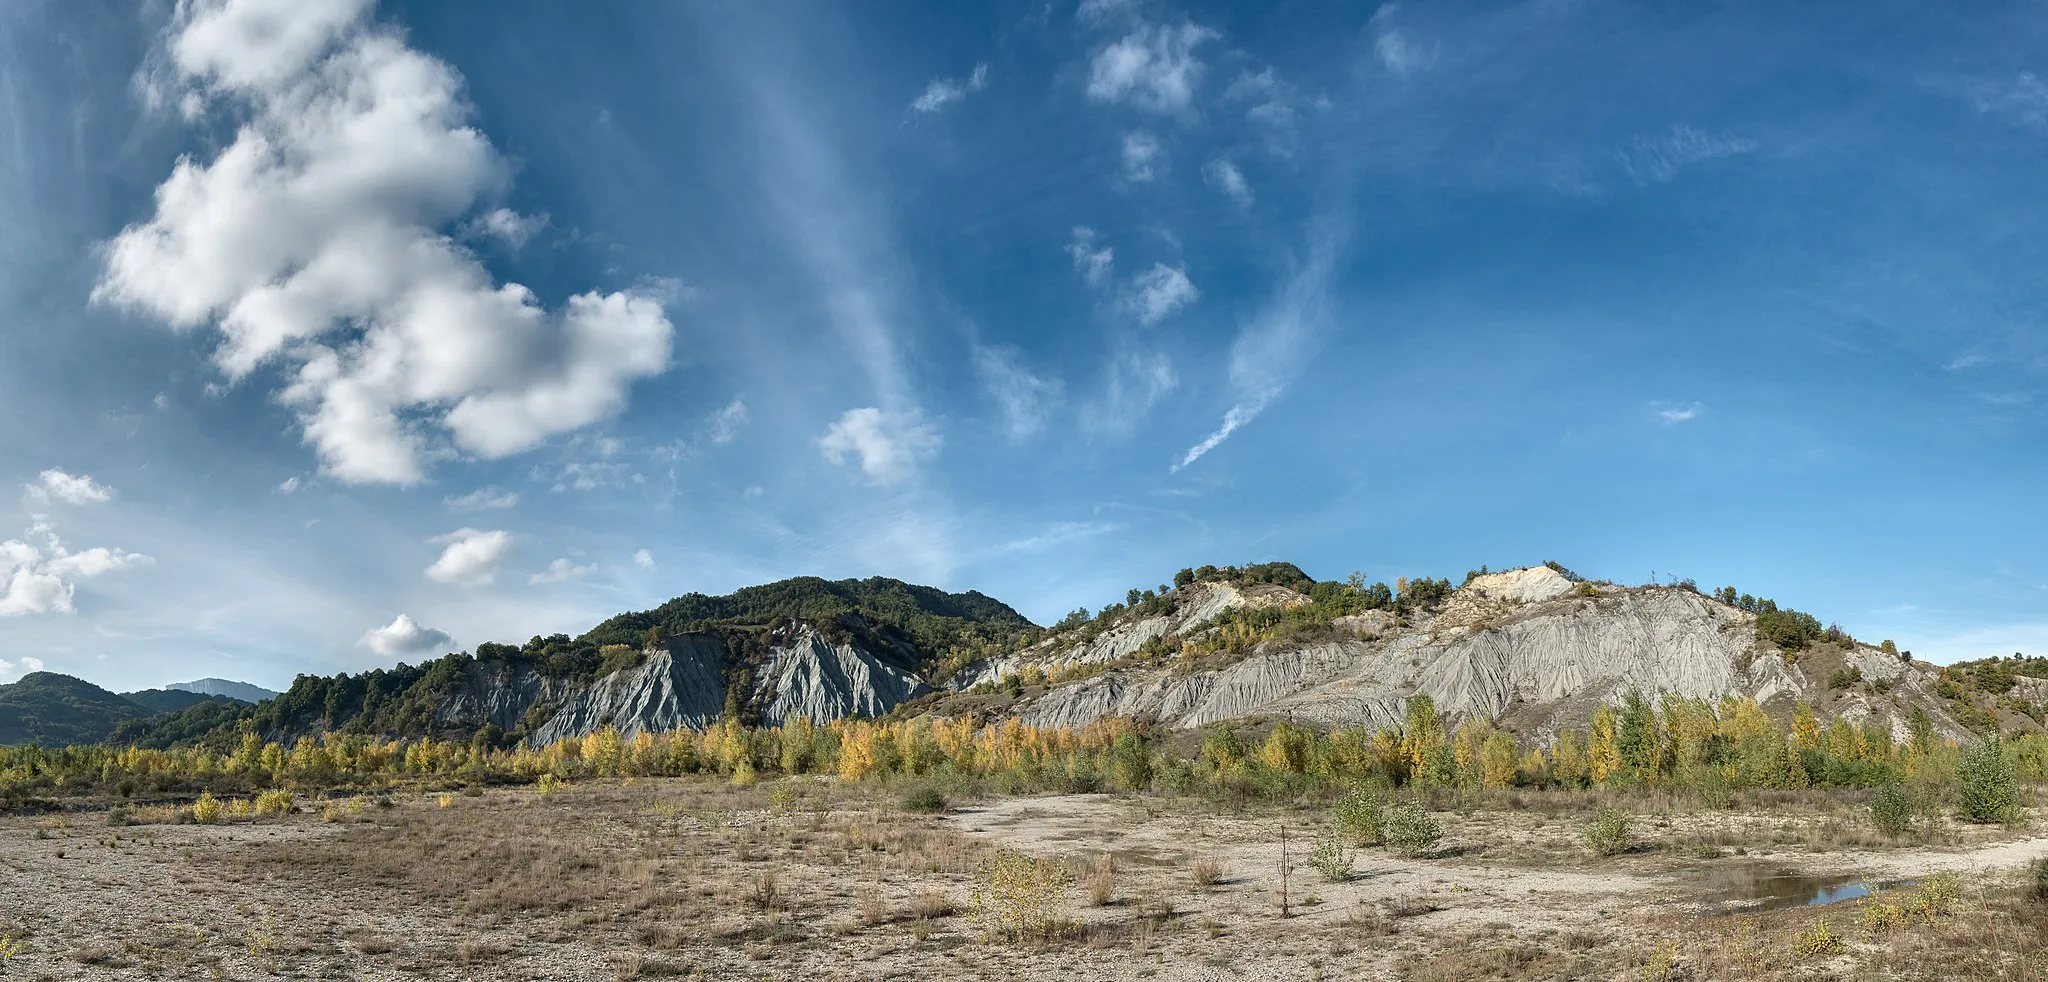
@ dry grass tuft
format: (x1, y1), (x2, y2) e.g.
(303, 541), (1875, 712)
(1085, 853), (1117, 907)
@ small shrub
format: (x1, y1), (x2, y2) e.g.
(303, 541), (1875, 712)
(1868, 784), (1914, 838)
(969, 848), (1072, 943)
(436, 793), (455, 809)
(1307, 836), (1353, 883)
(1582, 808), (1633, 857)
(537, 773), (563, 795)
(254, 789), (294, 817)
(1383, 801), (1442, 858)
(1792, 917), (1844, 958)
(901, 786), (948, 814)
(190, 791), (223, 824)
(1084, 853), (1117, 906)
(1859, 895), (1907, 935)
(1190, 856), (1225, 888)
(1911, 872), (1962, 921)
(1334, 784), (1385, 846)
(2031, 856), (2048, 902)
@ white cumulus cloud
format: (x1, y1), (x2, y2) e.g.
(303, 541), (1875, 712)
(633, 548), (655, 569)
(1087, 22), (1219, 114)
(1125, 263), (1200, 325)
(910, 62), (988, 113)
(1066, 227), (1115, 286)
(0, 656), (48, 680)
(26, 470), (113, 505)
(817, 408), (941, 486)
(0, 518), (152, 616)
(95, 0), (674, 486)
(360, 612), (452, 657)
(425, 528), (513, 586)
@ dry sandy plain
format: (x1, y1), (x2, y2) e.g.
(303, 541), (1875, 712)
(2, 780), (2045, 980)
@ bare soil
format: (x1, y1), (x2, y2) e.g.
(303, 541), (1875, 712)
(2, 781), (2044, 980)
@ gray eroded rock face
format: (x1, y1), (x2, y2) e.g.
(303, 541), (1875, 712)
(951, 581), (1299, 690)
(1010, 571), (1971, 742)
(751, 625), (929, 725)
(530, 637), (729, 744)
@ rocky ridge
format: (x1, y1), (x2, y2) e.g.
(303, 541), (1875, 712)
(949, 567), (1976, 743)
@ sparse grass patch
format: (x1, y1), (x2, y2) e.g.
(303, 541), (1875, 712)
(1191, 855), (1225, 888)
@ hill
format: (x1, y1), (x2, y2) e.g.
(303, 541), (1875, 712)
(0, 673), (151, 746)
(91, 562), (2025, 753)
(920, 563), (1989, 744)
(166, 678), (277, 703)
(121, 689), (243, 715)
(115, 575), (1041, 749)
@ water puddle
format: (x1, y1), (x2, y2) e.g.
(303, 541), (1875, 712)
(1682, 866), (1913, 915)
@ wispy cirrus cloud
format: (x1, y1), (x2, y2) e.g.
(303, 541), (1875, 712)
(910, 62), (988, 114)
(529, 557), (596, 585)
(1371, 4), (1437, 75)
(445, 486), (518, 510)
(1618, 126), (1757, 185)
(1067, 227), (1115, 286)
(1654, 402), (1705, 424)
(1121, 131), (1162, 182)
(1175, 225), (1345, 471)
(973, 345), (1064, 440)
(1203, 158), (1253, 206)
(1124, 263), (1200, 325)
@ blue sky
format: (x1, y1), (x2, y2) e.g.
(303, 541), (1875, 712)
(2, 0), (2045, 691)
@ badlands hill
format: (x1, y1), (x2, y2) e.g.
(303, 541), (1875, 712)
(928, 565), (1994, 744)
(71, 564), (2046, 751)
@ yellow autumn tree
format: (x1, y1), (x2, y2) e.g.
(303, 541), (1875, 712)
(1588, 708), (1622, 785)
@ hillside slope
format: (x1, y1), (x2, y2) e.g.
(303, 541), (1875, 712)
(0, 673), (150, 746)
(119, 577), (1035, 749)
(933, 566), (1988, 743)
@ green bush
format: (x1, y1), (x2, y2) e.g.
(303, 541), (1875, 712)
(1582, 808), (1633, 857)
(901, 786), (949, 814)
(1868, 784), (1914, 838)
(1956, 740), (2021, 824)
(1383, 800), (1442, 858)
(1307, 836), (1353, 883)
(2030, 856), (2048, 902)
(1334, 784), (1386, 846)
